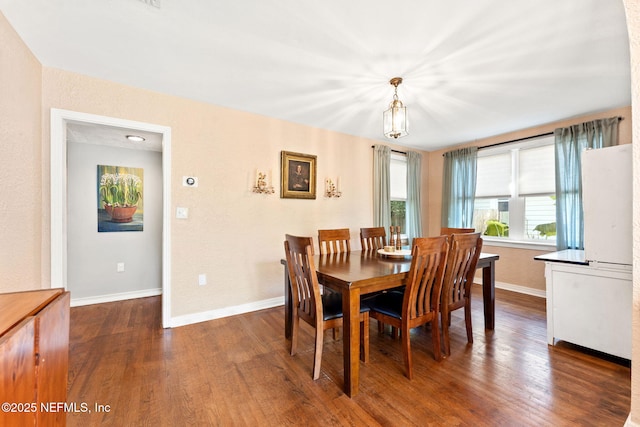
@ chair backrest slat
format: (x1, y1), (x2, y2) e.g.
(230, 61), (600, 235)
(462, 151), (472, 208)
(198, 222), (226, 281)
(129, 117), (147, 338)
(403, 236), (449, 321)
(442, 233), (483, 307)
(440, 227), (475, 236)
(318, 228), (351, 255)
(284, 234), (322, 325)
(360, 227), (387, 251)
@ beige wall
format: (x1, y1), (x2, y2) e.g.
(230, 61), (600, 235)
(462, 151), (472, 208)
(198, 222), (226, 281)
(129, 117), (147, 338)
(0, 10), (424, 320)
(40, 68), (426, 318)
(0, 13), (43, 293)
(426, 106), (633, 293)
(624, 0), (639, 424)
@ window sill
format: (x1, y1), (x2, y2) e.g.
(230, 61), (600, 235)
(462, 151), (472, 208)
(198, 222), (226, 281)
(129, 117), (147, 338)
(481, 237), (557, 251)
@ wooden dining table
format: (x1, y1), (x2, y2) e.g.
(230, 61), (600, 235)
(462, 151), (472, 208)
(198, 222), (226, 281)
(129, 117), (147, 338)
(281, 250), (499, 397)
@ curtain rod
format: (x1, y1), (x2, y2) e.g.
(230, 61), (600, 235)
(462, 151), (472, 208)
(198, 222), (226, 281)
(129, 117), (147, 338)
(444, 116), (624, 155)
(478, 131), (554, 151)
(441, 132), (553, 156)
(370, 145), (407, 155)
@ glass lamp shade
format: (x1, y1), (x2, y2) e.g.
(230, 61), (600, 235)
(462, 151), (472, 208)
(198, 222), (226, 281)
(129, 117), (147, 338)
(383, 99), (408, 139)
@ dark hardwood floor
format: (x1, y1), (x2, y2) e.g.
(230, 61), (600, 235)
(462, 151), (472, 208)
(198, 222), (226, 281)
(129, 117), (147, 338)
(66, 286), (630, 426)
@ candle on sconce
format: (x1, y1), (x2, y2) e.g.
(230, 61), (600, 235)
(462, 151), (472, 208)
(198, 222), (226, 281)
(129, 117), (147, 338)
(337, 176), (340, 191)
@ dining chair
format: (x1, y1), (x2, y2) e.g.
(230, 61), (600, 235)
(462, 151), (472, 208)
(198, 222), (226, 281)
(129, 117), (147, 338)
(318, 228), (351, 254)
(359, 227), (387, 251)
(318, 228), (352, 338)
(363, 236), (449, 379)
(283, 234), (369, 380)
(441, 232), (483, 356)
(440, 227), (475, 236)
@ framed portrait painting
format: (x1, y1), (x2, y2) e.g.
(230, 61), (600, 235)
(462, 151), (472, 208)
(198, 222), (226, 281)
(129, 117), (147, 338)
(281, 151), (317, 199)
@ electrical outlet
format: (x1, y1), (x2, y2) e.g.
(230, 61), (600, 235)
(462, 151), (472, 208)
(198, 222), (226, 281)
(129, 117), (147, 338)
(117, 262), (125, 273)
(198, 274), (207, 286)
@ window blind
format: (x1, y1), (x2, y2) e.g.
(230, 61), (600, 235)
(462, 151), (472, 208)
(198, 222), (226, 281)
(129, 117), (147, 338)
(390, 155), (407, 199)
(518, 144), (555, 195)
(475, 152), (511, 198)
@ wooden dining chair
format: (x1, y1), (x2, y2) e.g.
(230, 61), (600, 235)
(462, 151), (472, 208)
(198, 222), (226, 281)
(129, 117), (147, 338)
(364, 236), (449, 379)
(359, 227), (387, 251)
(283, 234), (369, 380)
(441, 232), (483, 356)
(440, 227), (475, 236)
(318, 228), (351, 255)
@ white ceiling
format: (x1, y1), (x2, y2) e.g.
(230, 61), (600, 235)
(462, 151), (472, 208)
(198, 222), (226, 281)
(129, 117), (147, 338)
(0, 0), (631, 151)
(66, 121), (163, 152)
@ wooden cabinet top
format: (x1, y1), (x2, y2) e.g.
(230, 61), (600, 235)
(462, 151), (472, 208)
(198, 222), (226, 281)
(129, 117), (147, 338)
(0, 289), (63, 337)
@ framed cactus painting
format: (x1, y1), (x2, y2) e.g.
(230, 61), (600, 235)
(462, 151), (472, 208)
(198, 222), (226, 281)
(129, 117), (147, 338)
(97, 165), (144, 232)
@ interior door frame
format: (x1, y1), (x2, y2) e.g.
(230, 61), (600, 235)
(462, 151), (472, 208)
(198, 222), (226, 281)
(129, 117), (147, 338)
(50, 109), (172, 328)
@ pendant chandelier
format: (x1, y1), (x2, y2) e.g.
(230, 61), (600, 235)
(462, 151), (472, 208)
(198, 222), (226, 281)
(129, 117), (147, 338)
(383, 77), (408, 139)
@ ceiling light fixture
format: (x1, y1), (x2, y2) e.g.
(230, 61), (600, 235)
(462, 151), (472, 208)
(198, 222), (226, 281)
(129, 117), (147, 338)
(383, 77), (408, 139)
(126, 135), (146, 142)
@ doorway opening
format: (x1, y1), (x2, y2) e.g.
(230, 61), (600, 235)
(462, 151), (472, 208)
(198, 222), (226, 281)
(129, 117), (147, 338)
(50, 109), (172, 328)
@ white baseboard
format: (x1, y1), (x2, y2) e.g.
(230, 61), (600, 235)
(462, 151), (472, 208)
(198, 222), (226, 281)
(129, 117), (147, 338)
(70, 288), (162, 307)
(169, 296), (285, 328)
(474, 277), (546, 299)
(169, 280), (544, 328)
(495, 280), (546, 298)
(71, 280), (543, 326)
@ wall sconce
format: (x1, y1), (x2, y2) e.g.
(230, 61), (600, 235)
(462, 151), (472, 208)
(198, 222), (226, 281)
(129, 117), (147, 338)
(253, 170), (274, 194)
(324, 177), (342, 198)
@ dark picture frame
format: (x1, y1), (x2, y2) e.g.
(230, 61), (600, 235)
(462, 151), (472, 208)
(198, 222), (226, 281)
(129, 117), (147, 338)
(281, 151), (317, 199)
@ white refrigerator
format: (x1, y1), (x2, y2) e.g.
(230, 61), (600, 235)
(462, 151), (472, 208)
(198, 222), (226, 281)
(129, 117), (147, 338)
(582, 143), (632, 266)
(548, 143), (632, 359)
(538, 144), (632, 359)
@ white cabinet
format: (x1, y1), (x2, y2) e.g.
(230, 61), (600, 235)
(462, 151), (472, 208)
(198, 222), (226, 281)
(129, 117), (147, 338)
(543, 259), (631, 359)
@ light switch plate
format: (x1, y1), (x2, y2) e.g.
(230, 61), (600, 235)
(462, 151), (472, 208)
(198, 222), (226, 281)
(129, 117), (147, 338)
(176, 207), (189, 219)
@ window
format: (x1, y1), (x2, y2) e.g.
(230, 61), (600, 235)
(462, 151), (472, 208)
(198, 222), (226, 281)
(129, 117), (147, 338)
(473, 136), (556, 242)
(390, 153), (407, 234)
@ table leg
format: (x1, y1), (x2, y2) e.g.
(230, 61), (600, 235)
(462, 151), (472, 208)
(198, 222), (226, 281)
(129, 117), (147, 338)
(342, 287), (361, 397)
(482, 261), (495, 330)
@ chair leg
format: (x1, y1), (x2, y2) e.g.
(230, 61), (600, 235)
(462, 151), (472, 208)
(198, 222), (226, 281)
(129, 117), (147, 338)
(332, 327), (339, 340)
(360, 312), (369, 363)
(401, 324), (413, 380)
(290, 315), (299, 356)
(391, 326), (399, 339)
(441, 310), (451, 356)
(432, 317), (442, 362)
(377, 321), (385, 334)
(464, 300), (473, 344)
(312, 323), (324, 380)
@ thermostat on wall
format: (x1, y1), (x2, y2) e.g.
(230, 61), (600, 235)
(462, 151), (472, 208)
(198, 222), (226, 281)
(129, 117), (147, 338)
(182, 176), (198, 187)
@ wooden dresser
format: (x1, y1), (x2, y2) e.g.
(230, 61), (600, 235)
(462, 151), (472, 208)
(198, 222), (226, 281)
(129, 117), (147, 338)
(0, 288), (70, 426)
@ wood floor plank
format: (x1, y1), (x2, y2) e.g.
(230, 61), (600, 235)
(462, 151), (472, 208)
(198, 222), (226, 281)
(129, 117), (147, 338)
(65, 286), (630, 426)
